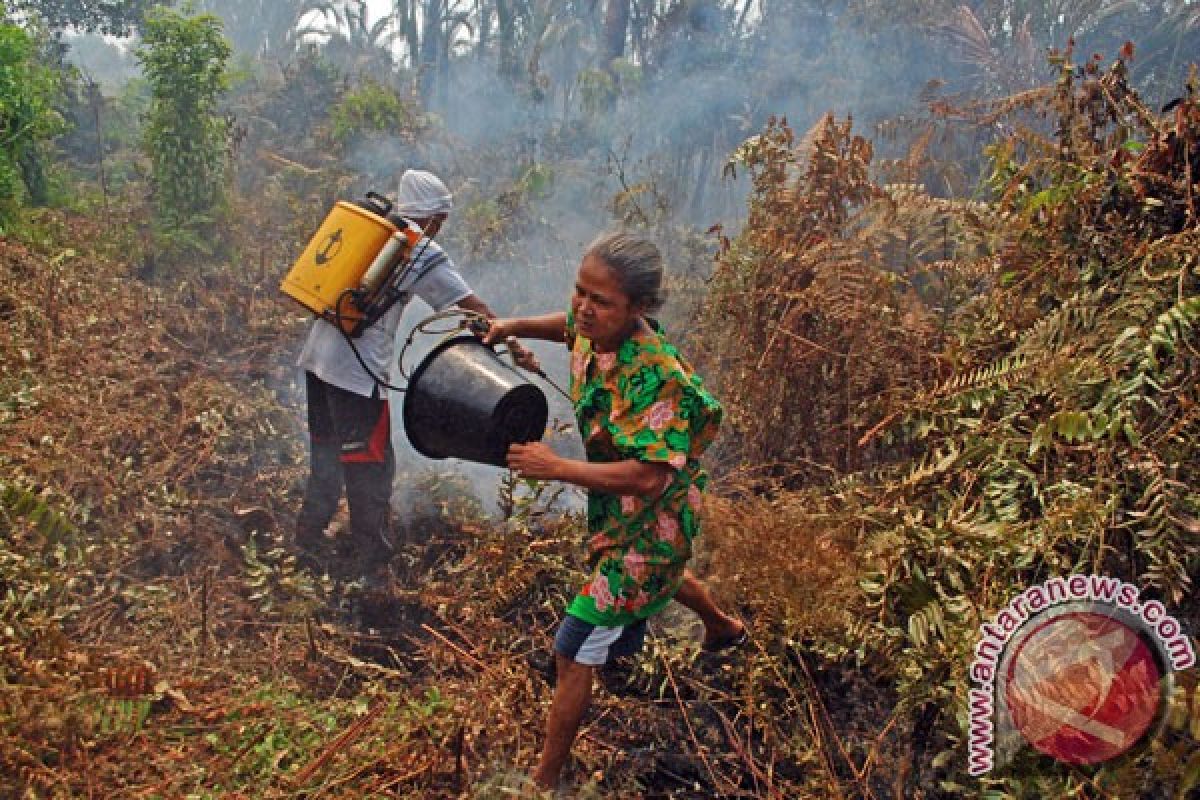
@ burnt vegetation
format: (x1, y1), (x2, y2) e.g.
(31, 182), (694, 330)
(2, 2), (1200, 798)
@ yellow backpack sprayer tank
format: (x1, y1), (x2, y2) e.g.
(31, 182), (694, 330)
(281, 191), (424, 336)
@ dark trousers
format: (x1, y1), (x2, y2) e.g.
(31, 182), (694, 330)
(296, 371), (394, 558)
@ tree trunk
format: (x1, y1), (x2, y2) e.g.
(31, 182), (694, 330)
(18, 151), (48, 206)
(476, 0), (492, 61)
(602, 0), (630, 68)
(419, 0), (445, 103)
(495, 0), (519, 80)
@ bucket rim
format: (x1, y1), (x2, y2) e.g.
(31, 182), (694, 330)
(402, 333), (506, 460)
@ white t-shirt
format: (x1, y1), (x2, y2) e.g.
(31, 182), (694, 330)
(296, 237), (472, 397)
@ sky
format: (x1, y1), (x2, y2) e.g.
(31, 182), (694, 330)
(364, 0), (393, 21)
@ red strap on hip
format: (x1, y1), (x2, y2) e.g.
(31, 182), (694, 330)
(339, 400), (391, 463)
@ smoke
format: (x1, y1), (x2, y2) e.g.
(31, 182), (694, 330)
(383, 181), (592, 516)
(436, 57), (537, 150)
(65, 0), (1180, 517)
(61, 33), (141, 89)
(324, 6), (933, 515)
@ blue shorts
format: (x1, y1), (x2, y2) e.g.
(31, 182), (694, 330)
(554, 614), (648, 667)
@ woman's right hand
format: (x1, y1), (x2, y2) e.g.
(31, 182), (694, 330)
(473, 312), (568, 346)
(480, 318), (514, 346)
(481, 319), (542, 373)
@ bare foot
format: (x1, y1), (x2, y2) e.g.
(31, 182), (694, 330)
(531, 767), (557, 792)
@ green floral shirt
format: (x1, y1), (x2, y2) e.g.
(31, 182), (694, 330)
(564, 311), (723, 627)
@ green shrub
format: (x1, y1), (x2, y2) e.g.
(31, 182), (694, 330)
(135, 6), (232, 262)
(327, 78), (420, 149)
(0, 20), (65, 229)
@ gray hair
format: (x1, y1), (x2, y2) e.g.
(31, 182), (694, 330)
(584, 231), (667, 313)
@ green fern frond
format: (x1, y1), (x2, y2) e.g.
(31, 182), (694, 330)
(830, 464), (905, 497)
(907, 598), (947, 647)
(1145, 295), (1200, 370)
(914, 354), (1038, 414)
(1029, 408), (1121, 455)
(1016, 286), (1108, 354)
(1121, 464), (1197, 605)
(897, 442), (962, 489)
(0, 480), (77, 542)
(1103, 293), (1200, 421)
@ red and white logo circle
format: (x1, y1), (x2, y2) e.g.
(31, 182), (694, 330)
(1002, 609), (1165, 765)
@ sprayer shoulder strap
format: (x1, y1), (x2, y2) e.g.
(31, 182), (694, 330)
(371, 287), (411, 322)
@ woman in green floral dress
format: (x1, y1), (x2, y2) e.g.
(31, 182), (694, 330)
(483, 231), (745, 790)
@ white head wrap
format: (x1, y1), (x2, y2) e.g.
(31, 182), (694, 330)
(395, 169), (453, 216)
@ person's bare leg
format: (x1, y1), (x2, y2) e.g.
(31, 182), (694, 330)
(533, 653), (594, 789)
(674, 570), (743, 646)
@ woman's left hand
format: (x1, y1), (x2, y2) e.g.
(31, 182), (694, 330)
(506, 442), (563, 480)
(507, 340), (542, 374)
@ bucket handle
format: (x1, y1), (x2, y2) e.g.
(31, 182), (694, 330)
(401, 311), (571, 401)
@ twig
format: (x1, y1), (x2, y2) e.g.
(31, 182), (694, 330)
(807, 697), (843, 797)
(200, 568), (210, 660)
(756, 297), (796, 370)
(221, 724), (274, 780)
(304, 614), (319, 662)
(453, 723), (466, 789)
(857, 706), (902, 786)
(657, 643), (729, 796)
(765, 322), (849, 358)
(607, 146), (652, 226)
(362, 761), (434, 793)
(419, 622), (491, 672)
(290, 698), (389, 788)
(788, 647), (877, 800)
(749, 634), (846, 800)
(857, 410), (902, 447)
(714, 707), (786, 800)
(258, 149), (320, 174)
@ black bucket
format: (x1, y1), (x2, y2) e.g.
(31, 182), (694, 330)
(403, 335), (549, 467)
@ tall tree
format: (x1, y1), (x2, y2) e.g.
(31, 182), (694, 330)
(418, 0), (445, 100)
(601, 0), (629, 66)
(136, 7), (232, 239)
(389, 0), (420, 75)
(302, 0), (399, 79)
(852, 0), (1200, 100)
(193, 0), (331, 60)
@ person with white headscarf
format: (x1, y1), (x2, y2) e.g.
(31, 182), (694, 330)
(294, 169), (530, 587)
